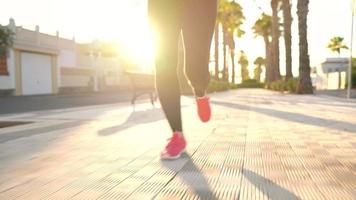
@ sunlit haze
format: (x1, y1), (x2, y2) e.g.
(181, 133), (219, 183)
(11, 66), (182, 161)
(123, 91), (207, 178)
(0, 0), (354, 75)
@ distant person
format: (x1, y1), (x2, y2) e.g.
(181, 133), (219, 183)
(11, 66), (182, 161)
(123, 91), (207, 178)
(148, 0), (217, 159)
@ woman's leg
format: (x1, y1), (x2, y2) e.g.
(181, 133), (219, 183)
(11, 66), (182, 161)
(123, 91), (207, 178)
(182, 0), (217, 97)
(148, 0), (183, 132)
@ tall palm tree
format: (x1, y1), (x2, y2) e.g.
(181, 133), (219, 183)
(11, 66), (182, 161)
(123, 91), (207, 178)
(217, 0), (229, 81)
(327, 36), (349, 56)
(282, 0), (293, 80)
(253, 13), (272, 83)
(254, 56), (265, 81)
(222, 28), (228, 81)
(217, 0), (245, 82)
(271, 0), (281, 81)
(297, 0), (313, 94)
(214, 24), (220, 80)
(227, 34), (237, 83)
(238, 50), (249, 81)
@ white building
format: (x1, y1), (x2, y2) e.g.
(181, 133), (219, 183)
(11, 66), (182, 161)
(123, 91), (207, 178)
(0, 19), (125, 96)
(314, 58), (349, 90)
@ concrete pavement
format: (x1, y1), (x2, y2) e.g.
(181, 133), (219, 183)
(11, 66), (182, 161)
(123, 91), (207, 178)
(0, 89), (355, 199)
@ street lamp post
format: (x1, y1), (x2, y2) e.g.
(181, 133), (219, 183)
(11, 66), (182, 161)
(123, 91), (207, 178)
(347, 0), (355, 99)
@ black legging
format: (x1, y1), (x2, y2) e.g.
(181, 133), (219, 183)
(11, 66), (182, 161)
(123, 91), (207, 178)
(148, 0), (217, 132)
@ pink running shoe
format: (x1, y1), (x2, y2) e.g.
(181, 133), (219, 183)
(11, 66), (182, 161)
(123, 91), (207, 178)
(161, 132), (186, 160)
(196, 96), (211, 123)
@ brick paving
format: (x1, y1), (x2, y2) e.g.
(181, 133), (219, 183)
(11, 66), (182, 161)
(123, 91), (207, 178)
(0, 89), (355, 200)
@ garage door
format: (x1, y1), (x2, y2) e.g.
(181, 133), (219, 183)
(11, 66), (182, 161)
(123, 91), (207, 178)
(21, 52), (52, 95)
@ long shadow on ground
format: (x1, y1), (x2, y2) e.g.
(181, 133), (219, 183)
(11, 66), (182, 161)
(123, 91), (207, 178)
(212, 100), (356, 133)
(98, 107), (165, 136)
(161, 154), (218, 200)
(243, 169), (301, 200)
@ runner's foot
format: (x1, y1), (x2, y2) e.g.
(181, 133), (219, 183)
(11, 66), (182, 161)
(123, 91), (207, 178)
(161, 132), (186, 160)
(196, 96), (211, 122)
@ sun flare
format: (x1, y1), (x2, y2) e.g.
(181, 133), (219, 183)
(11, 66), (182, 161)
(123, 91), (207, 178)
(114, 16), (156, 73)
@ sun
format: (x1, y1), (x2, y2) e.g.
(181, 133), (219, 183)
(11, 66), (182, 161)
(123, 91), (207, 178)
(80, 1), (157, 73)
(114, 16), (156, 73)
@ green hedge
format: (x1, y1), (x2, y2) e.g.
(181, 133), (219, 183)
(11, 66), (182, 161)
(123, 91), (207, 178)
(182, 79), (266, 95)
(343, 58), (356, 88)
(268, 78), (299, 93)
(235, 79), (265, 89)
(207, 79), (265, 93)
(207, 80), (230, 93)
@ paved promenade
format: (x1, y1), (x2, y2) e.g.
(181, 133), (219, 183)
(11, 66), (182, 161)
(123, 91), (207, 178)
(0, 89), (355, 200)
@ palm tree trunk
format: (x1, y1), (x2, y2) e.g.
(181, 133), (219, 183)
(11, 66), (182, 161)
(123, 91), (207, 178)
(222, 27), (228, 81)
(230, 49), (235, 84)
(297, 0), (313, 94)
(228, 33), (236, 84)
(214, 24), (220, 80)
(264, 36), (272, 83)
(271, 0), (281, 81)
(282, 0), (293, 80)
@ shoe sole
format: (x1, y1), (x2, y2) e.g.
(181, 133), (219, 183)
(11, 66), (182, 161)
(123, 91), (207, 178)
(160, 149), (186, 160)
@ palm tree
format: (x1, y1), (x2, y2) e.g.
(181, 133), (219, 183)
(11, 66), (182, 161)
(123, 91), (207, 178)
(282, 0), (293, 80)
(217, 0), (245, 82)
(271, 0), (281, 81)
(253, 13), (272, 83)
(297, 0), (313, 94)
(238, 50), (249, 81)
(227, 34), (237, 83)
(217, 0), (229, 81)
(254, 57), (265, 81)
(327, 36), (349, 56)
(214, 24), (220, 80)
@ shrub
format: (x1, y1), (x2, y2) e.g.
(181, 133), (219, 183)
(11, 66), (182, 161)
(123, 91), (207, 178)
(286, 78), (298, 93)
(183, 79), (267, 95)
(236, 79), (265, 88)
(207, 80), (230, 93)
(0, 25), (14, 55)
(230, 83), (239, 89)
(268, 78), (299, 93)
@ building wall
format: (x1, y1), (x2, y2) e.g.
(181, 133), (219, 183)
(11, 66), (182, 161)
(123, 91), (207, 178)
(57, 49), (90, 90)
(327, 72), (346, 90)
(58, 50), (76, 68)
(60, 75), (91, 88)
(315, 58), (349, 90)
(95, 57), (122, 87)
(1, 19), (126, 95)
(60, 67), (93, 88)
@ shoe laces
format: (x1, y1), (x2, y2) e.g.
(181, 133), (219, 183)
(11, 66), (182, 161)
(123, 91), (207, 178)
(165, 134), (181, 149)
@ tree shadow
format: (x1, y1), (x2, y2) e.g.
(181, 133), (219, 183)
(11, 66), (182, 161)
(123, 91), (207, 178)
(243, 169), (301, 200)
(161, 154), (218, 200)
(211, 100), (356, 133)
(251, 95), (356, 109)
(97, 107), (165, 136)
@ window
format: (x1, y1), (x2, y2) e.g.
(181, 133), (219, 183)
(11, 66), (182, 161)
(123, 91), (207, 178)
(0, 55), (9, 76)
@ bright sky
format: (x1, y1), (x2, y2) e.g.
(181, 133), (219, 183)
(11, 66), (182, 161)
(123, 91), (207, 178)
(0, 0), (354, 76)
